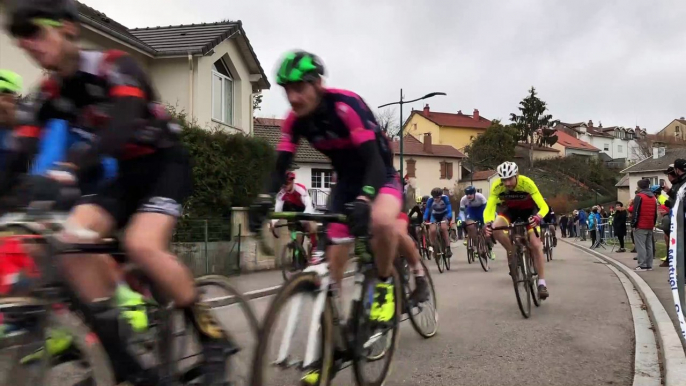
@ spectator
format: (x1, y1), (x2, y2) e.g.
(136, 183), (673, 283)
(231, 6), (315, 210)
(578, 208), (588, 241)
(571, 210), (579, 238)
(560, 214), (569, 238)
(658, 165), (678, 267)
(629, 179), (658, 271)
(588, 207), (599, 248)
(599, 206), (608, 242)
(608, 206), (615, 238)
(665, 160), (686, 205)
(613, 202), (627, 252)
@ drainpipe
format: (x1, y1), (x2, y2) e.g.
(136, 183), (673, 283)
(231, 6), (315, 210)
(188, 53), (194, 118)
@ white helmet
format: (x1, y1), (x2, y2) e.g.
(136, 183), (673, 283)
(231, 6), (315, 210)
(497, 161), (518, 179)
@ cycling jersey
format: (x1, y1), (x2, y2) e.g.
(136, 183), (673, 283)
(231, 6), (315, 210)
(275, 183), (314, 214)
(483, 175), (548, 223)
(272, 88), (397, 197)
(424, 195), (452, 222)
(271, 88), (401, 240)
(14, 50), (180, 179)
(459, 193), (487, 223)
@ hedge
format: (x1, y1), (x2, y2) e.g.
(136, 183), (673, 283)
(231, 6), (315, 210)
(171, 109), (275, 240)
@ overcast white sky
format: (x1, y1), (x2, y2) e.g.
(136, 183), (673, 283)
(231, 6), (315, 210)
(82, 0), (686, 132)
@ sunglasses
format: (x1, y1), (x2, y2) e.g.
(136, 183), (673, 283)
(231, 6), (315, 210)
(10, 18), (62, 39)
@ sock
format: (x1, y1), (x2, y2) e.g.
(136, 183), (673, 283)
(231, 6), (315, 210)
(538, 278), (546, 286)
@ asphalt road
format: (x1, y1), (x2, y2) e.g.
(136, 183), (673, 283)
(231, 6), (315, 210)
(0, 237), (636, 385)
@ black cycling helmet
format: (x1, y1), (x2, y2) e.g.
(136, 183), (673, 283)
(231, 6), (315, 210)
(7, 0), (78, 37)
(431, 187), (443, 198)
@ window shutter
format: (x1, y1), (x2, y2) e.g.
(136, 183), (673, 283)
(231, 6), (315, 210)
(447, 162), (453, 179)
(440, 162), (446, 179)
(406, 159), (416, 178)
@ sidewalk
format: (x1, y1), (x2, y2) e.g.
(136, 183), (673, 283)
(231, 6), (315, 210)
(567, 236), (682, 335)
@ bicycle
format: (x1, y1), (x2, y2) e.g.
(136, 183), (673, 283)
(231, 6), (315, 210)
(394, 253), (438, 339)
(428, 220), (451, 273)
(250, 211), (402, 386)
(465, 222), (490, 272)
(542, 225), (554, 262)
(448, 223), (458, 243)
(0, 209), (259, 385)
(272, 221), (314, 281)
(490, 222), (540, 318)
(410, 222), (431, 261)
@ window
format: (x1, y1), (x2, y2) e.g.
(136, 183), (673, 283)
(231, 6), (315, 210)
(649, 176), (658, 185)
(311, 169), (333, 189)
(603, 144), (609, 151)
(440, 161), (453, 180)
(476, 188), (483, 193)
(660, 178), (666, 187)
(677, 126), (681, 133)
(211, 59), (234, 125)
(617, 145), (623, 153)
(406, 159), (416, 178)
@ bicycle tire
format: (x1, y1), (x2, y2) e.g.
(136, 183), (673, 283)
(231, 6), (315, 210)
(433, 233), (444, 273)
(196, 275), (260, 337)
(527, 252), (541, 307)
(249, 273), (335, 386)
(351, 268), (402, 386)
(511, 252), (531, 319)
(442, 233), (451, 271)
(280, 242), (308, 281)
(406, 259), (438, 339)
(0, 298), (116, 386)
(449, 228), (458, 243)
(467, 237), (474, 264)
(546, 234), (554, 262)
(476, 235), (490, 272)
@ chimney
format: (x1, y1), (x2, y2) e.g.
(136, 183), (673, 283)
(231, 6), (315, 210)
(423, 104), (430, 115)
(423, 132), (433, 153)
(653, 141), (666, 159)
(588, 120), (593, 127)
(681, 117), (685, 120)
(473, 109), (480, 121)
(457, 110), (462, 115)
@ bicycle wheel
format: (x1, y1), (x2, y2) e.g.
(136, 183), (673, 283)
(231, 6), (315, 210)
(476, 235), (490, 272)
(250, 272), (335, 386)
(405, 259), (438, 339)
(467, 237), (474, 264)
(511, 252), (532, 319)
(0, 297), (116, 386)
(350, 268), (402, 386)
(433, 233), (444, 273)
(280, 242), (309, 281)
(546, 234), (554, 262)
(443, 234), (451, 271)
(421, 233), (431, 261)
(527, 252), (541, 307)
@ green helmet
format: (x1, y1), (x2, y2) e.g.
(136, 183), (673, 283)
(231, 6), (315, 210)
(276, 51), (325, 85)
(0, 70), (22, 94)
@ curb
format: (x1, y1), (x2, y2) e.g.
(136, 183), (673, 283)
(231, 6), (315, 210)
(561, 238), (686, 386)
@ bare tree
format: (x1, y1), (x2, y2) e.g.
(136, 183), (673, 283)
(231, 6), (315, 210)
(375, 108), (399, 138)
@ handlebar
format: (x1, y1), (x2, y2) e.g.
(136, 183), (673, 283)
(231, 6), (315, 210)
(488, 221), (540, 238)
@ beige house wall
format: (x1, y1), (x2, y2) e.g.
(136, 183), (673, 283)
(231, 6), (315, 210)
(394, 155), (461, 198)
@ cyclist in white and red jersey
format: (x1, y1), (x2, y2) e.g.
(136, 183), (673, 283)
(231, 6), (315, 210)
(271, 171), (317, 248)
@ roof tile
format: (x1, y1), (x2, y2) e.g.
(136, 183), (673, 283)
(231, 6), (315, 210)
(555, 130), (600, 151)
(390, 135), (465, 158)
(253, 119), (329, 164)
(413, 109), (491, 129)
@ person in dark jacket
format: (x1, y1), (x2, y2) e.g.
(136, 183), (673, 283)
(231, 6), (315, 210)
(628, 179), (658, 271)
(613, 202), (628, 252)
(560, 214), (569, 238)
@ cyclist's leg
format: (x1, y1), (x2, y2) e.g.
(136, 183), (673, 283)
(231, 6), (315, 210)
(465, 219), (477, 243)
(549, 224), (557, 246)
(527, 224), (549, 298)
(492, 214), (514, 261)
(370, 192), (401, 279)
(440, 221), (451, 256)
(428, 216), (438, 244)
(395, 216), (429, 301)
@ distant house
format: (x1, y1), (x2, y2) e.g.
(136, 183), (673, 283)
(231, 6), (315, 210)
(391, 133), (465, 199)
(457, 170), (498, 199)
(615, 174), (630, 206)
(620, 143), (686, 194)
(403, 105), (491, 151)
(655, 118), (686, 142)
(253, 118), (331, 209)
(551, 130), (600, 158)
(0, 1), (270, 134)
(554, 120), (646, 164)
(514, 143), (560, 160)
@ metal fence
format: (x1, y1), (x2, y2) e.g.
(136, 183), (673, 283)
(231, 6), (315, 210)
(171, 218), (241, 277)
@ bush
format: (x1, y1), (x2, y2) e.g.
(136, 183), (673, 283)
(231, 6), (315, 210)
(170, 109), (275, 240)
(533, 156), (618, 195)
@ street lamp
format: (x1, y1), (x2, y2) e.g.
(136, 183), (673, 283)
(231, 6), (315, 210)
(378, 90), (446, 179)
